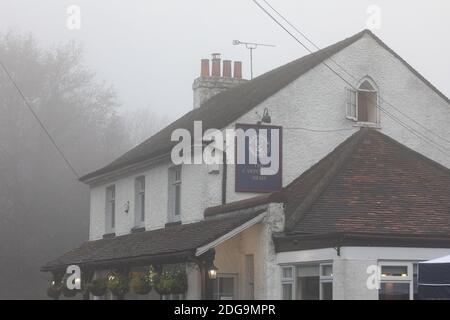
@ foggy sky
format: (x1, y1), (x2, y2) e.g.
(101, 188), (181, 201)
(1, 0), (449, 120)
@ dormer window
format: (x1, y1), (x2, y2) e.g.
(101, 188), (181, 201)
(346, 79), (379, 124)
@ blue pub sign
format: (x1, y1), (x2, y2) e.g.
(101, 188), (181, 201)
(235, 123), (282, 193)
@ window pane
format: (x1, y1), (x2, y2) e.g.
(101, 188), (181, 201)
(282, 267), (293, 280)
(297, 265), (319, 277)
(174, 185), (181, 216)
(321, 265), (333, 277)
(296, 276), (320, 300)
(140, 194), (145, 222)
(282, 284), (293, 300)
(106, 186), (116, 230)
(413, 264), (418, 300)
(111, 201), (115, 228)
(379, 282), (410, 300)
(213, 277), (235, 300)
(381, 266), (408, 277)
(296, 265), (320, 300)
(321, 282), (333, 300)
(175, 169), (181, 181)
(219, 278), (234, 297)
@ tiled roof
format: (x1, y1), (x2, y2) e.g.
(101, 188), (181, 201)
(286, 129), (450, 237)
(42, 210), (263, 271)
(80, 29), (449, 183)
(80, 30), (372, 182)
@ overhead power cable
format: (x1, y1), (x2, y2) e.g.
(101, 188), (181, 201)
(252, 0), (450, 159)
(259, 0), (450, 146)
(0, 60), (80, 179)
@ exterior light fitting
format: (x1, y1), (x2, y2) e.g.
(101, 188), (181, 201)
(261, 108), (271, 124)
(208, 265), (218, 280)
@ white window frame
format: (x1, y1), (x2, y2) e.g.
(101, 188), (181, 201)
(345, 78), (380, 125)
(134, 176), (146, 228)
(345, 87), (357, 121)
(105, 185), (116, 234)
(213, 273), (238, 300)
(378, 261), (414, 300)
(280, 262), (333, 300)
(161, 293), (186, 300)
(319, 264), (333, 300)
(168, 166), (182, 223)
(281, 266), (294, 300)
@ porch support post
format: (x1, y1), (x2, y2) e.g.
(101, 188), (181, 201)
(196, 249), (215, 300)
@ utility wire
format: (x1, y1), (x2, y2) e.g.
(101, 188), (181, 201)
(256, 0), (450, 146)
(0, 60), (80, 179)
(284, 127), (355, 133)
(252, 0), (450, 159)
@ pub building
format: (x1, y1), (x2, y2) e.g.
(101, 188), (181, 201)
(43, 30), (450, 300)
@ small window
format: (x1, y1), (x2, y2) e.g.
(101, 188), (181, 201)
(105, 185), (116, 234)
(281, 266), (294, 300)
(212, 274), (237, 300)
(346, 79), (378, 124)
(168, 166), (182, 222)
(134, 176), (145, 227)
(281, 263), (333, 300)
(378, 262), (413, 300)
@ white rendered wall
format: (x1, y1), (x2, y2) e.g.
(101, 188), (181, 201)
(89, 33), (450, 239)
(276, 246), (450, 300)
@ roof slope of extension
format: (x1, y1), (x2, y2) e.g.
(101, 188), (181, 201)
(285, 129), (450, 235)
(206, 129), (450, 251)
(80, 29), (449, 183)
(42, 210), (263, 272)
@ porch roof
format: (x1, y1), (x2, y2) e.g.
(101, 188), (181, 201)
(42, 210), (265, 272)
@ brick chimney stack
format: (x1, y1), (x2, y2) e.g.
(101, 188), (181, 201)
(192, 53), (247, 109)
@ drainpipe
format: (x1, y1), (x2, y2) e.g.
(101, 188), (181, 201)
(222, 152), (227, 205)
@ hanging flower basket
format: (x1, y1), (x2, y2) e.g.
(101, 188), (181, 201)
(154, 265), (188, 295)
(61, 274), (80, 298)
(47, 281), (62, 300)
(87, 278), (108, 297)
(107, 273), (130, 298)
(62, 285), (79, 298)
(130, 272), (152, 295)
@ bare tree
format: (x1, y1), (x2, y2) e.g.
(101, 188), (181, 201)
(0, 32), (130, 299)
(124, 106), (170, 146)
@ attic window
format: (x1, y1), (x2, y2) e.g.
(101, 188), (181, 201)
(346, 79), (378, 124)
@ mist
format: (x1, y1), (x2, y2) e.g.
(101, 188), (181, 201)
(0, 0), (449, 299)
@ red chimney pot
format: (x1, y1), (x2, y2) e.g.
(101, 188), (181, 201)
(201, 59), (210, 77)
(211, 53), (221, 77)
(233, 61), (242, 79)
(223, 60), (232, 77)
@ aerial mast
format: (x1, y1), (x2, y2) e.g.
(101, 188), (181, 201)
(233, 40), (275, 79)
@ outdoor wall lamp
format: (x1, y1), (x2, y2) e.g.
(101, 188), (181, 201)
(261, 108), (271, 124)
(124, 201), (130, 214)
(208, 265), (218, 280)
(256, 108), (272, 124)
